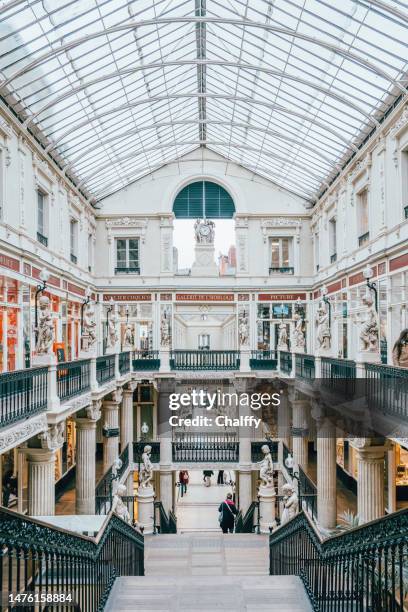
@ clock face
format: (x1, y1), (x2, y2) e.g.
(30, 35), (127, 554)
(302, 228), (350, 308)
(200, 224), (210, 236)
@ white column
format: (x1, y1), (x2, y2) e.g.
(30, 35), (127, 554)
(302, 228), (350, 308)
(292, 399), (309, 472)
(159, 436), (173, 513)
(27, 449), (56, 516)
(103, 400), (120, 473)
(75, 416), (97, 514)
(120, 388), (134, 453)
(277, 389), (291, 447)
(316, 417), (337, 530)
(356, 443), (386, 524)
(259, 485), (276, 533)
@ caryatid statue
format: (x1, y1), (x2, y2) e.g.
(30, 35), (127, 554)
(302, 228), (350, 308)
(107, 310), (118, 348)
(316, 301), (331, 351)
(83, 301), (97, 347)
(123, 322), (134, 348)
(259, 444), (274, 488)
(277, 321), (288, 350)
(292, 313), (305, 351)
(140, 445), (153, 489)
(280, 483), (299, 525)
(113, 483), (131, 524)
(359, 293), (379, 352)
(36, 295), (54, 354)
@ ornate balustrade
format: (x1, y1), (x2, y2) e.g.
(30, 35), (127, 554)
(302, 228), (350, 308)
(96, 354), (115, 385)
(95, 444), (129, 515)
(154, 501), (177, 534)
(132, 350), (160, 371)
(57, 358), (90, 402)
(0, 506), (144, 610)
(270, 508), (408, 611)
(250, 350), (278, 370)
(321, 356), (356, 397)
(172, 432), (239, 462)
(251, 441), (279, 463)
(133, 441), (160, 464)
(280, 351), (292, 375)
(365, 362), (408, 421)
(170, 350), (240, 371)
(295, 353), (315, 380)
(119, 350), (130, 375)
(0, 366), (48, 428)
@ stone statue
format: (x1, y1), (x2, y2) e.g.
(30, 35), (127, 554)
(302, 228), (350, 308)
(194, 218), (215, 244)
(123, 322), (134, 348)
(259, 444), (274, 488)
(107, 311), (118, 348)
(83, 301), (97, 347)
(292, 313), (305, 351)
(238, 310), (249, 346)
(36, 295), (54, 354)
(359, 293), (379, 351)
(113, 483), (131, 524)
(280, 483), (298, 525)
(277, 321), (288, 350)
(140, 445), (153, 488)
(316, 301), (331, 351)
(160, 312), (171, 347)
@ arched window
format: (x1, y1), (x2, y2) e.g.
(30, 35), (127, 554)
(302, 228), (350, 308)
(173, 181), (235, 218)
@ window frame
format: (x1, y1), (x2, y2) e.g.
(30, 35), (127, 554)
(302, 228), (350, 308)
(269, 236), (294, 274)
(115, 237), (140, 274)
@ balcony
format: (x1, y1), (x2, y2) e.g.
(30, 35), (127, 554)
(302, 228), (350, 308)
(132, 350), (160, 371)
(280, 351), (292, 375)
(321, 357), (356, 398)
(172, 433), (239, 462)
(70, 253), (77, 264)
(358, 231), (370, 246)
(37, 231), (48, 247)
(269, 266), (294, 275)
(119, 351), (130, 375)
(57, 359), (90, 402)
(0, 367), (48, 428)
(295, 353), (315, 380)
(114, 266), (140, 274)
(96, 355), (115, 385)
(365, 362), (408, 421)
(330, 252), (337, 263)
(170, 350), (240, 371)
(251, 441), (278, 463)
(250, 350), (277, 370)
(134, 441), (160, 464)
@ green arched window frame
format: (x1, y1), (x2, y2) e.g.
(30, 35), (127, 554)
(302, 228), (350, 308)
(173, 181), (235, 219)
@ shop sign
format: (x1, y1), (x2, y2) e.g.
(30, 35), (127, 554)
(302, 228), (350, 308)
(258, 293), (306, 301)
(67, 282), (85, 296)
(238, 294), (250, 301)
(32, 267), (60, 288)
(0, 253), (20, 272)
(176, 293), (235, 302)
(160, 293), (172, 300)
(389, 252), (408, 272)
(102, 293), (152, 302)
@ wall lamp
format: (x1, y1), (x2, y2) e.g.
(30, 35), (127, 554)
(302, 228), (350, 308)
(363, 265), (378, 312)
(35, 267), (50, 342)
(320, 285), (331, 327)
(80, 286), (92, 334)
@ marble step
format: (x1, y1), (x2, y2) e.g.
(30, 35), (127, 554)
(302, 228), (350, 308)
(106, 575), (313, 611)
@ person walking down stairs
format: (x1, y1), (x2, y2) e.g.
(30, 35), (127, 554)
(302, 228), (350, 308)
(218, 492), (238, 533)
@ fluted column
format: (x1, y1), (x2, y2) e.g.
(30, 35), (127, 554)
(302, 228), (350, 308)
(103, 400), (120, 473)
(355, 443), (386, 524)
(277, 388), (291, 447)
(75, 403), (100, 514)
(316, 417), (337, 530)
(27, 449), (56, 516)
(292, 399), (309, 472)
(120, 388), (134, 452)
(238, 384), (252, 514)
(159, 436), (173, 513)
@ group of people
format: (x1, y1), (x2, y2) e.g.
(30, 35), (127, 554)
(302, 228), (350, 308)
(203, 469), (233, 487)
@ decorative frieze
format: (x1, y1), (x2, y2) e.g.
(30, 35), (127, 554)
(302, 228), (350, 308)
(0, 415), (48, 453)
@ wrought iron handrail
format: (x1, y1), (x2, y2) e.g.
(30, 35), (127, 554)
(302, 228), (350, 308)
(298, 466), (318, 521)
(132, 350), (160, 371)
(250, 350), (278, 370)
(251, 441), (279, 463)
(170, 350), (240, 371)
(0, 506), (144, 610)
(295, 353), (315, 380)
(172, 432), (239, 462)
(365, 362), (408, 421)
(0, 366), (48, 428)
(235, 501), (259, 533)
(154, 501), (177, 534)
(269, 266), (294, 274)
(270, 508), (408, 611)
(57, 358), (90, 402)
(96, 354), (115, 384)
(280, 350), (292, 374)
(119, 351), (130, 375)
(134, 441), (160, 464)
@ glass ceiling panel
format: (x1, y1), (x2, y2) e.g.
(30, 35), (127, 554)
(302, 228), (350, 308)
(0, 0), (406, 203)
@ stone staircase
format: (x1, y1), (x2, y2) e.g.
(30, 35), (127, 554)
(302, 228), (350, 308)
(106, 533), (312, 611)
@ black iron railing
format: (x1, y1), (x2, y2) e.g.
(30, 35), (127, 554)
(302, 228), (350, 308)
(96, 354), (115, 385)
(154, 501), (177, 534)
(405, 205), (408, 220)
(251, 441), (279, 463)
(170, 350), (240, 370)
(270, 508), (408, 611)
(115, 266), (140, 274)
(365, 362), (408, 421)
(321, 357), (356, 398)
(70, 252), (77, 264)
(172, 433), (239, 462)
(57, 359), (90, 402)
(235, 501), (259, 534)
(250, 350), (278, 370)
(295, 353), (315, 380)
(0, 507), (143, 610)
(269, 267), (294, 274)
(358, 231), (370, 246)
(132, 350), (160, 371)
(0, 366), (48, 428)
(330, 252), (337, 263)
(95, 444), (129, 514)
(37, 231), (48, 247)
(119, 351), (130, 375)
(298, 466), (318, 522)
(280, 351), (292, 374)
(134, 441), (160, 464)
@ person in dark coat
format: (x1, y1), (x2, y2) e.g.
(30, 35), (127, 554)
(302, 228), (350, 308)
(218, 493), (238, 533)
(217, 470), (224, 485)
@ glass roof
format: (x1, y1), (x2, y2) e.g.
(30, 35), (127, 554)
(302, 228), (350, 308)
(0, 0), (407, 203)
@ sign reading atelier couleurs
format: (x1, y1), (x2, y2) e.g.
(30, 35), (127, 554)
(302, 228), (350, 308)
(258, 293), (307, 301)
(102, 294), (152, 302)
(175, 294), (235, 302)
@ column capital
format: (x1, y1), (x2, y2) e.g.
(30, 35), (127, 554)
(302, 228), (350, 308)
(38, 423), (65, 451)
(106, 387), (123, 405)
(25, 447), (56, 463)
(86, 400), (102, 421)
(75, 417), (97, 431)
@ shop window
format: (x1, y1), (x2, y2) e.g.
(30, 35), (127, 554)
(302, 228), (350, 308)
(115, 238), (140, 274)
(70, 218), (78, 264)
(269, 237), (294, 274)
(357, 189), (369, 245)
(37, 190), (48, 246)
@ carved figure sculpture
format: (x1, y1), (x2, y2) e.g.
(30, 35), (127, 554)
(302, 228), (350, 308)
(238, 310), (249, 345)
(359, 294), (379, 351)
(280, 483), (299, 525)
(83, 302), (97, 346)
(292, 313), (305, 351)
(123, 322), (134, 348)
(36, 295), (54, 354)
(316, 301), (331, 350)
(194, 218), (215, 244)
(113, 483), (131, 524)
(259, 444), (274, 488)
(140, 445), (153, 488)
(107, 312), (118, 348)
(277, 321), (288, 350)
(160, 312), (171, 347)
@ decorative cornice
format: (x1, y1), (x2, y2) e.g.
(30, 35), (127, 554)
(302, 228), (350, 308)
(38, 422), (65, 451)
(0, 415), (48, 453)
(261, 217), (302, 228)
(105, 217), (148, 229)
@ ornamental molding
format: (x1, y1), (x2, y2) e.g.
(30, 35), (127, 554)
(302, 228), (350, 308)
(261, 217), (302, 228)
(0, 118), (12, 139)
(389, 104), (408, 140)
(235, 217), (249, 229)
(33, 153), (55, 184)
(348, 153), (372, 185)
(0, 415), (48, 453)
(62, 391), (92, 415)
(38, 422), (65, 451)
(105, 217), (148, 229)
(86, 399), (102, 421)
